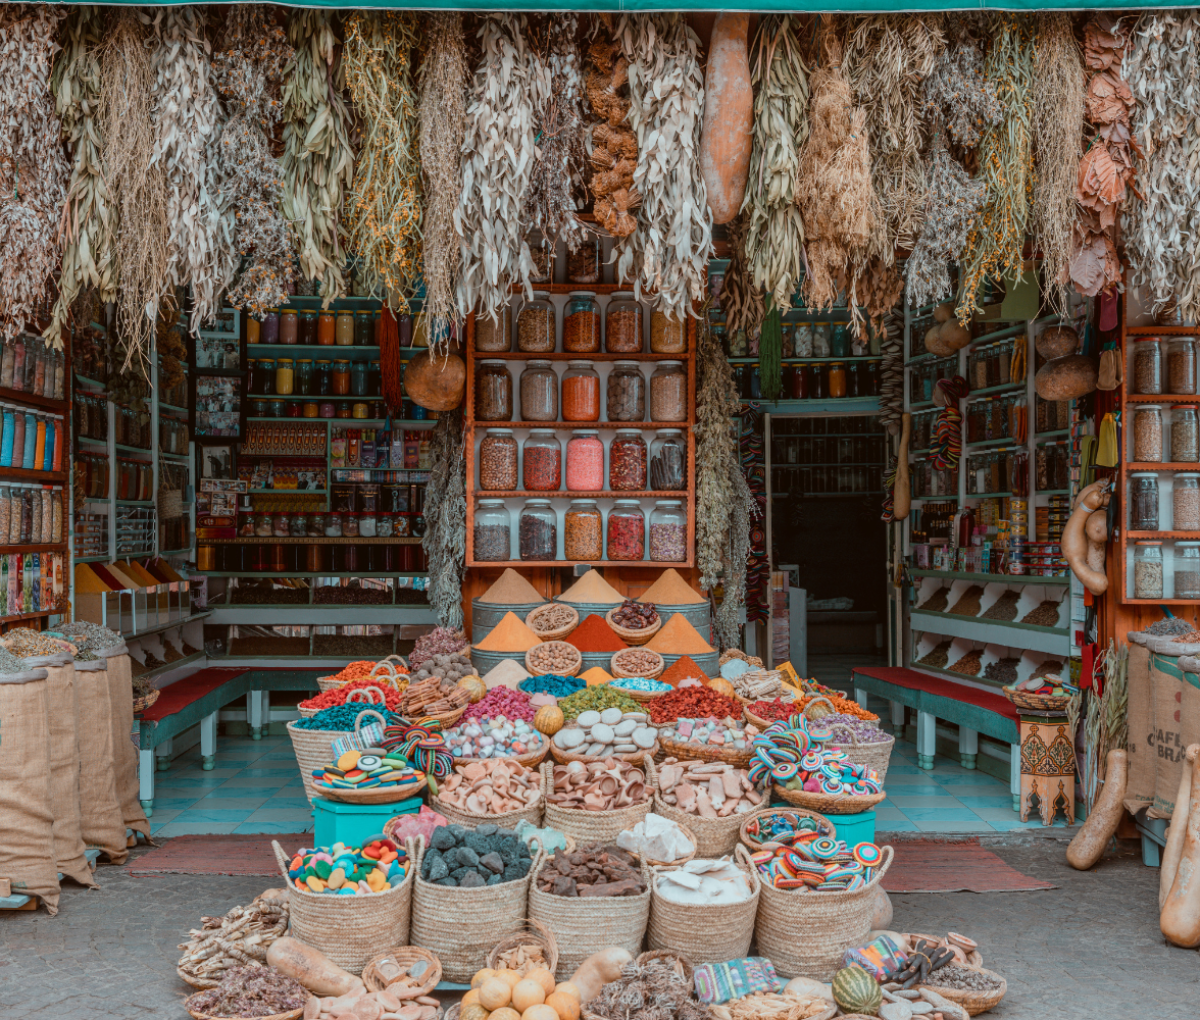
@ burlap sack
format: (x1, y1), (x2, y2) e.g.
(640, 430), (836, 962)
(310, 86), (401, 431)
(43, 660), (97, 888)
(1151, 652), (1188, 819)
(74, 660), (129, 863)
(103, 649), (150, 839)
(1125, 641), (1155, 812)
(0, 669), (60, 914)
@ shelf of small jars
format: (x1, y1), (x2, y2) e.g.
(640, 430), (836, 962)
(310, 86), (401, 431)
(1126, 326), (1200, 336)
(964, 435), (1021, 449)
(1124, 393), (1199, 403)
(248, 345), (408, 360)
(77, 435), (107, 449)
(1126, 462), (1200, 471)
(966, 324), (1027, 349)
(201, 537), (424, 545)
(483, 421), (693, 430)
(476, 490), (688, 499)
(468, 559), (693, 568)
(477, 352), (692, 362)
(505, 283), (644, 296)
(114, 443), (152, 457)
(0, 467), (68, 483)
(727, 356), (882, 363)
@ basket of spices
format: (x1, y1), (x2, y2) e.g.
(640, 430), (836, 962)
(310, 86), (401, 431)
(433, 758), (544, 829)
(132, 687), (160, 715)
(541, 754), (657, 845)
(655, 760), (764, 857)
(606, 599), (663, 646)
(526, 602), (580, 643)
(317, 659), (388, 693)
(527, 640), (583, 679)
(486, 917), (560, 977)
(918, 966), (1007, 1016)
(362, 946), (443, 995)
(610, 647), (664, 680)
(608, 675), (673, 704)
(550, 707), (660, 765)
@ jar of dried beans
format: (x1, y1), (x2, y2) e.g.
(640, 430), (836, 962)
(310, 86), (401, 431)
(475, 360), (514, 421)
(1131, 472), (1159, 531)
(650, 360), (688, 421)
(474, 499), (512, 561)
(1134, 404), (1164, 462)
(607, 361), (645, 422)
(474, 304), (512, 352)
(650, 429), (687, 490)
(523, 430), (562, 491)
(1177, 541), (1200, 599)
(563, 292), (601, 354)
(1135, 338), (1164, 395)
(606, 293), (643, 353)
(520, 360), (559, 421)
(1173, 404), (1199, 462)
(607, 500), (645, 560)
(1135, 540), (1164, 599)
(564, 499), (602, 560)
(650, 310), (688, 354)
(517, 292), (555, 353)
(568, 235), (601, 284)
(562, 360), (600, 421)
(1176, 473), (1200, 531)
(479, 429), (518, 490)
(609, 429), (647, 490)
(649, 499), (687, 561)
(519, 498), (557, 560)
(1169, 338), (1197, 394)
(566, 430), (604, 491)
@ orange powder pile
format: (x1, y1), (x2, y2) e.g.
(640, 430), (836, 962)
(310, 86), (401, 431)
(640, 568), (705, 605)
(558, 569), (624, 605)
(480, 569), (546, 605)
(646, 614), (714, 655)
(474, 611), (542, 652)
(658, 655), (710, 687)
(580, 666), (614, 686)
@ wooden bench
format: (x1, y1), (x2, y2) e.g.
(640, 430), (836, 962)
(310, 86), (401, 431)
(851, 666), (1022, 809)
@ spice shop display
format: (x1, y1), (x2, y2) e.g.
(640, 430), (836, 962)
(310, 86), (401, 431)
(551, 708), (658, 759)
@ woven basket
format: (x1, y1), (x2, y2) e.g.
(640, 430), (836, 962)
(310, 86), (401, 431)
(541, 755), (657, 844)
(809, 720), (894, 784)
(657, 733), (753, 769)
(287, 721), (346, 804)
(317, 674), (344, 693)
(188, 1010), (301, 1020)
(1004, 687), (1073, 712)
(610, 648), (665, 679)
(903, 933), (984, 970)
(451, 738), (550, 771)
(624, 820), (698, 868)
(755, 844), (894, 980)
(919, 968), (1007, 1016)
(526, 602), (579, 642)
(486, 917), (560, 977)
(647, 845), (760, 964)
(410, 837), (545, 982)
(635, 950), (695, 984)
(300, 684), (390, 721)
(361, 946), (442, 994)
(720, 649), (763, 668)
(272, 838), (416, 975)
(433, 789), (545, 831)
(606, 607), (663, 646)
(315, 776), (427, 805)
(526, 642), (583, 678)
(772, 785), (887, 815)
(739, 806), (837, 848)
(132, 688), (160, 715)
(607, 681), (670, 704)
(651, 791), (744, 858)
(528, 856), (652, 978)
(550, 741), (660, 767)
(744, 705), (792, 730)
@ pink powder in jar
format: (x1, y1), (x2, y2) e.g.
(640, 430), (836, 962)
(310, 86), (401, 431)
(566, 431), (604, 491)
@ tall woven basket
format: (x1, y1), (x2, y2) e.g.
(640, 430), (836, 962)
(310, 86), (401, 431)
(540, 755), (657, 845)
(754, 845), (894, 980)
(286, 721), (344, 804)
(272, 838), (416, 975)
(651, 790), (744, 858)
(812, 720), (894, 784)
(647, 845), (761, 964)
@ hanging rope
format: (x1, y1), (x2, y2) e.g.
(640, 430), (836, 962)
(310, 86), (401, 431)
(930, 375), (969, 471)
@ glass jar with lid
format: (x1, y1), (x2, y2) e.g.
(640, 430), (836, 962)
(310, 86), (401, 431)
(343, 511), (360, 538)
(607, 500), (645, 560)
(273, 512), (290, 537)
(275, 358), (295, 396)
(1135, 338), (1164, 394)
(351, 361), (368, 397)
(1173, 404), (1199, 462)
(308, 513), (325, 537)
(607, 361), (645, 422)
(609, 429), (647, 490)
(290, 513), (308, 537)
(355, 311), (373, 347)
(523, 430), (561, 491)
(519, 498), (557, 560)
(564, 499), (602, 560)
(255, 512), (274, 537)
(649, 499), (687, 561)
(650, 429), (687, 490)
(318, 312), (336, 345)
(336, 311), (355, 346)
(527, 231), (553, 283)
(1131, 472), (1160, 531)
(474, 304), (512, 352)
(517, 292), (556, 352)
(562, 360), (600, 421)
(360, 511), (378, 538)
(1176, 473), (1200, 530)
(279, 309), (298, 345)
(260, 309), (280, 344)
(650, 309), (688, 354)
(377, 512), (395, 537)
(479, 428), (518, 490)
(566, 430), (604, 491)
(325, 511), (344, 537)
(474, 499), (511, 560)
(568, 235), (601, 284)
(1134, 404), (1164, 462)
(1135, 540), (1165, 598)
(650, 360), (687, 421)
(255, 358), (275, 395)
(314, 360), (332, 396)
(298, 311), (318, 345)
(519, 360), (559, 421)
(563, 292), (601, 353)
(295, 359), (313, 396)
(1169, 338), (1197, 394)
(606, 292), (642, 353)
(475, 360), (513, 421)
(1177, 542), (1200, 599)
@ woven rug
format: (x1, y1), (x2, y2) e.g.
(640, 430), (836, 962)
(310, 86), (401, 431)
(126, 834), (310, 877)
(882, 838), (1056, 893)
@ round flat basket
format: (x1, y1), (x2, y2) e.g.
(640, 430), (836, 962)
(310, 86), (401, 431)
(607, 681), (670, 704)
(550, 741), (659, 766)
(362, 946), (443, 994)
(624, 820), (698, 868)
(606, 606), (663, 646)
(610, 648), (665, 679)
(739, 806), (837, 847)
(421, 704), (468, 729)
(526, 641), (583, 678)
(317, 674), (345, 692)
(486, 918), (560, 977)
(1004, 687), (1073, 712)
(903, 933), (984, 970)
(743, 705), (790, 730)
(772, 784), (887, 815)
(657, 733), (753, 769)
(313, 776), (427, 805)
(187, 1010), (302, 1020)
(651, 792), (744, 858)
(918, 968), (1007, 1016)
(635, 950), (695, 984)
(526, 602), (580, 643)
(132, 688), (160, 715)
(540, 756), (657, 845)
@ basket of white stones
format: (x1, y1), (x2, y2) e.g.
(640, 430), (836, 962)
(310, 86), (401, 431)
(549, 708), (660, 766)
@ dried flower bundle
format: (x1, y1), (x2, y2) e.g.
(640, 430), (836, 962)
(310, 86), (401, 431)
(742, 14), (808, 312)
(417, 11), (468, 327)
(282, 10), (354, 304)
(617, 12), (712, 320)
(587, 17), (639, 239)
(921, 15), (1001, 149)
(212, 5), (295, 318)
(421, 410), (466, 631)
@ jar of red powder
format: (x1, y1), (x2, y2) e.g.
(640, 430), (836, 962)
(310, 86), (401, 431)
(522, 430), (562, 491)
(562, 360), (600, 421)
(566, 430), (604, 491)
(607, 500), (645, 560)
(609, 430), (647, 490)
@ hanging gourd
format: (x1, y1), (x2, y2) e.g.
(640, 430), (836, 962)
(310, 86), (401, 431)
(700, 14), (753, 224)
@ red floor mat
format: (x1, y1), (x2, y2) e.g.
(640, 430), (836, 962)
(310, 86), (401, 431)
(882, 838), (1056, 893)
(126, 834), (311, 877)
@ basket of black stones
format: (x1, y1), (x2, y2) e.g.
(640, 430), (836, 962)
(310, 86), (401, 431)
(606, 599), (662, 646)
(183, 965), (308, 1020)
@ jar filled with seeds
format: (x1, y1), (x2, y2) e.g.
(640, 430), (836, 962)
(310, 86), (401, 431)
(519, 360), (559, 421)
(308, 513), (325, 537)
(527, 232), (553, 283)
(519, 498), (557, 561)
(52, 488), (62, 542)
(562, 360), (600, 421)
(377, 512), (395, 537)
(0, 487), (10, 541)
(566, 430), (604, 491)
(273, 512), (291, 537)
(1170, 338), (1197, 394)
(649, 499), (687, 561)
(649, 429), (687, 490)
(29, 487), (41, 542)
(523, 430), (561, 492)
(474, 304), (512, 352)
(568, 235), (601, 284)
(1176, 474), (1200, 531)
(1135, 338), (1164, 394)
(650, 361), (688, 421)
(1135, 541), (1165, 598)
(606, 292), (643, 353)
(1134, 405), (1164, 462)
(563, 292), (601, 354)
(475, 360), (513, 421)
(479, 429), (518, 491)
(474, 499), (511, 561)
(564, 499), (603, 560)
(1131, 472), (1159, 531)
(609, 429), (647, 490)
(607, 361), (646, 422)
(1177, 542), (1200, 599)
(607, 500), (645, 560)
(517, 292), (555, 353)
(650, 310), (688, 354)
(1173, 404), (1199, 462)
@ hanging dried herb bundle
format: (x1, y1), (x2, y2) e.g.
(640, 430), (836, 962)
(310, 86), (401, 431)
(617, 12), (712, 320)
(525, 15), (589, 252)
(1032, 13), (1086, 313)
(282, 10), (354, 304)
(455, 13), (544, 323)
(844, 14), (946, 260)
(212, 5), (295, 319)
(855, 257), (905, 351)
(878, 306), (905, 433)
(721, 213), (765, 340)
(921, 15), (1001, 148)
(956, 14), (1036, 324)
(417, 11), (468, 327)
(421, 409), (466, 630)
(587, 16), (638, 238)
(45, 6), (108, 349)
(742, 14), (808, 312)
(344, 11), (421, 309)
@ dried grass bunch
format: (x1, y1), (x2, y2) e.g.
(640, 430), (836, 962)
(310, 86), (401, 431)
(282, 10), (354, 304)
(1032, 13), (1086, 313)
(742, 14), (808, 311)
(212, 5), (295, 318)
(587, 16), (639, 238)
(417, 11), (468, 327)
(421, 409), (466, 631)
(344, 11), (421, 309)
(721, 214), (765, 339)
(455, 13), (545, 323)
(921, 14), (1001, 148)
(617, 12), (712, 320)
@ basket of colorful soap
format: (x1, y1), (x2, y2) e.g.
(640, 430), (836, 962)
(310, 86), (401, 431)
(549, 707), (660, 765)
(311, 746), (427, 804)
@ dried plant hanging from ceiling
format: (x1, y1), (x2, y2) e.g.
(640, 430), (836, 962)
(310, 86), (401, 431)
(956, 14), (1036, 325)
(212, 5), (295, 319)
(1031, 13), (1086, 315)
(617, 12), (712, 321)
(722, 214), (765, 342)
(455, 13), (545, 325)
(1124, 11), (1196, 320)
(45, 7), (108, 350)
(344, 11), (421, 311)
(878, 305), (905, 434)
(417, 11), (468, 330)
(587, 15), (638, 240)
(742, 14), (808, 313)
(1072, 14), (1137, 300)
(282, 10), (354, 305)
(422, 409), (466, 631)
(524, 14), (590, 254)
(844, 14), (946, 262)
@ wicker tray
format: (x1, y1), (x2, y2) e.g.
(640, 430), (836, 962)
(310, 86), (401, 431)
(132, 688), (160, 715)
(610, 647), (665, 679)
(657, 733), (752, 769)
(918, 967), (1007, 1016)
(526, 602), (579, 642)
(486, 917), (560, 977)
(738, 806), (837, 847)
(362, 946), (443, 994)
(624, 820), (698, 867)
(606, 681), (669, 704)
(313, 776), (427, 805)
(772, 784), (887, 815)
(606, 606), (663, 646)
(1004, 687), (1073, 712)
(903, 933), (984, 970)
(550, 741), (659, 766)
(188, 1010), (302, 1020)
(636, 949), (695, 984)
(743, 705), (792, 730)
(526, 641), (583, 678)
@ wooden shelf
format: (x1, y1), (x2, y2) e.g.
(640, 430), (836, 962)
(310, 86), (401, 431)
(478, 421), (692, 430)
(0, 609), (58, 624)
(1126, 531), (1200, 540)
(0, 386), (69, 413)
(1127, 463), (1200, 471)
(0, 468), (67, 482)
(1124, 393), (1200, 403)
(1126, 326), (1199, 336)
(0, 543), (67, 554)
(477, 352), (691, 361)
(477, 491), (687, 499)
(200, 537), (423, 545)
(469, 559), (692, 568)
(910, 568), (1068, 585)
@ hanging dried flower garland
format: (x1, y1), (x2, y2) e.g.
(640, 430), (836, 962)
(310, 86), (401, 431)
(282, 10), (354, 304)
(587, 16), (639, 239)
(417, 11), (468, 328)
(742, 14), (808, 312)
(422, 410), (467, 630)
(617, 12), (712, 320)
(344, 11), (421, 309)
(212, 5), (295, 319)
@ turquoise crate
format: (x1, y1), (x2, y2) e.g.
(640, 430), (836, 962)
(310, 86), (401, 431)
(832, 808), (876, 847)
(312, 795), (423, 849)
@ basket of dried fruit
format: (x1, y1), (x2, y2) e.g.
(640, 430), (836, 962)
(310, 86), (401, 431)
(485, 917), (560, 977)
(606, 600), (662, 646)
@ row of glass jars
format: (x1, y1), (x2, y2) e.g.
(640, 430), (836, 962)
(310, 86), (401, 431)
(965, 394), (1025, 445)
(250, 309), (380, 347)
(1130, 473), (1200, 531)
(966, 340), (1017, 392)
(1134, 541), (1200, 599)
(475, 292), (688, 355)
(1132, 404), (1200, 462)
(474, 499), (686, 562)
(479, 428), (686, 492)
(241, 511), (417, 539)
(1, 335), (65, 400)
(1133, 337), (1199, 396)
(250, 358), (381, 398)
(0, 485), (63, 545)
(475, 360), (687, 422)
